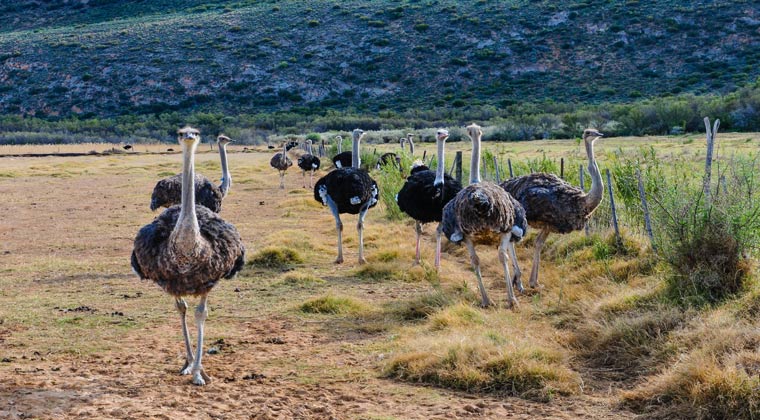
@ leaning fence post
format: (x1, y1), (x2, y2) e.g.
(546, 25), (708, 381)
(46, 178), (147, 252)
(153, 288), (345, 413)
(580, 165), (589, 237)
(507, 159), (514, 178)
(422, 150), (427, 162)
(455, 151), (463, 183)
(560, 157), (565, 179)
(493, 156), (501, 183)
(606, 169), (621, 245)
(703, 117), (720, 204)
(636, 168), (656, 252)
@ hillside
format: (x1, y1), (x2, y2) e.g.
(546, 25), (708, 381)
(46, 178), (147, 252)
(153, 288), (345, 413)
(0, 0), (758, 119)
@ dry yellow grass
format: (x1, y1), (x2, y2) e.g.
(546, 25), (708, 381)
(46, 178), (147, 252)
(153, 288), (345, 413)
(1, 135), (759, 418)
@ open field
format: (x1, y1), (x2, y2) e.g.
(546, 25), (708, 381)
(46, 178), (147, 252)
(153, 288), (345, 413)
(1, 133), (759, 419)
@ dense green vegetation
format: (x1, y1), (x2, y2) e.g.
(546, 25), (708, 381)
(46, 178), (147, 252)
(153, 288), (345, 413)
(0, 0), (758, 143)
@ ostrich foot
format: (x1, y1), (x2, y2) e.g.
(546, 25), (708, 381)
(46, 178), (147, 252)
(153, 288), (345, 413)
(505, 297), (519, 310)
(512, 275), (525, 294)
(180, 359), (194, 375)
(334, 256), (344, 264)
(192, 368), (211, 386)
(358, 257), (367, 265)
(479, 297), (493, 308)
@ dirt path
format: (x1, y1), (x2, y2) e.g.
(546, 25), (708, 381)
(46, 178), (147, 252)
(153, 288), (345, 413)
(0, 151), (635, 419)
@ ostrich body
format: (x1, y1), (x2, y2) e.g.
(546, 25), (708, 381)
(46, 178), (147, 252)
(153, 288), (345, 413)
(314, 129), (378, 264)
(132, 127), (245, 385)
(149, 135), (233, 213)
(270, 142), (293, 189)
(297, 140), (321, 188)
(396, 129), (462, 268)
(440, 124), (527, 308)
(332, 151), (353, 169)
(500, 128), (604, 288)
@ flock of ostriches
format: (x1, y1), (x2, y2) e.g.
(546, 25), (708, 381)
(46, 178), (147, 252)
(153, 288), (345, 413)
(131, 124), (605, 385)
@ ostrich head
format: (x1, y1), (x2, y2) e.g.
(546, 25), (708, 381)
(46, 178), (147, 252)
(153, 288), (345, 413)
(436, 129), (449, 142)
(217, 134), (232, 146)
(582, 128), (604, 143)
(352, 128), (365, 141)
(306, 139), (312, 146)
(466, 124), (482, 139)
(178, 126), (201, 147)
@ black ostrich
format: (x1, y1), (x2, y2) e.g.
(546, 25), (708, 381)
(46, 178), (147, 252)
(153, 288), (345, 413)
(131, 126), (245, 385)
(270, 142), (293, 189)
(123, 144), (133, 151)
(332, 151), (353, 169)
(440, 124), (527, 308)
(314, 129), (378, 264)
(396, 129), (462, 268)
(150, 135), (233, 213)
(297, 139), (321, 188)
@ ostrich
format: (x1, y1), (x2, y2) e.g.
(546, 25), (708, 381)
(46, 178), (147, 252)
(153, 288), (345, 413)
(404, 133), (415, 155)
(396, 129), (462, 268)
(440, 124), (527, 308)
(150, 134), (233, 213)
(131, 126), (245, 385)
(500, 128), (604, 289)
(377, 137), (407, 171)
(123, 144), (133, 151)
(297, 139), (321, 188)
(332, 135), (355, 169)
(314, 129), (378, 264)
(270, 142), (293, 189)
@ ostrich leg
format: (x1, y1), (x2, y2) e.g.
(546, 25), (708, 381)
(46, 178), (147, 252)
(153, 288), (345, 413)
(434, 224), (443, 270)
(279, 171), (285, 189)
(326, 196), (344, 263)
(309, 170), (315, 189)
(357, 203), (370, 264)
(507, 242), (524, 293)
(529, 228), (550, 288)
(302, 171), (306, 188)
(465, 238), (492, 307)
(413, 221), (422, 265)
(175, 297), (194, 375)
(191, 294), (211, 386)
(499, 234), (518, 309)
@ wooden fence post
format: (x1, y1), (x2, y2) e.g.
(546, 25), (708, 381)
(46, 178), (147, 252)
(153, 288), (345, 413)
(455, 151), (463, 183)
(580, 165), (589, 237)
(560, 157), (565, 179)
(319, 140), (325, 157)
(422, 150), (427, 162)
(703, 117), (720, 204)
(636, 168), (656, 252)
(507, 159), (514, 178)
(606, 169), (621, 245)
(493, 156), (501, 183)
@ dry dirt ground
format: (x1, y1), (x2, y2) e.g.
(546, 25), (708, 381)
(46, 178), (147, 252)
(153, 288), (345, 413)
(0, 141), (666, 419)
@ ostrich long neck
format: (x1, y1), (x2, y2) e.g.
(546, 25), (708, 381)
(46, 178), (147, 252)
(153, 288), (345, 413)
(407, 136), (415, 155)
(584, 138), (603, 212)
(434, 139), (445, 186)
(338, 139), (342, 154)
(352, 136), (361, 168)
(281, 143), (287, 164)
(219, 142), (231, 196)
(470, 133), (481, 184)
(307, 142), (313, 155)
(173, 141), (201, 251)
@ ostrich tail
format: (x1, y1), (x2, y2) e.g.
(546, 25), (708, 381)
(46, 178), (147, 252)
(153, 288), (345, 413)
(511, 225), (524, 240)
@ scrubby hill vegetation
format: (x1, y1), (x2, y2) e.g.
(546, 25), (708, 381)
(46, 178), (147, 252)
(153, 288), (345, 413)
(0, 0), (759, 143)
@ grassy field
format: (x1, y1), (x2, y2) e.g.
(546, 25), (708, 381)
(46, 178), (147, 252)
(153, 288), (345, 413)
(0, 133), (759, 419)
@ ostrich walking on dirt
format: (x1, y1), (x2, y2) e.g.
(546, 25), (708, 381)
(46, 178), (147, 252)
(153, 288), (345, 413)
(270, 142), (293, 189)
(314, 129), (378, 264)
(132, 127), (245, 385)
(396, 129), (462, 268)
(500, 128), (604, 288)
(297, 139), (321, 188)
(441, 124), (527, 308)
(150, 134), (233, 213)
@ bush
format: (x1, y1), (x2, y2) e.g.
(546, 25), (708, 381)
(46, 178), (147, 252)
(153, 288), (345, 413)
(248, 246), (303, 270)
(650, 157), (760, 306)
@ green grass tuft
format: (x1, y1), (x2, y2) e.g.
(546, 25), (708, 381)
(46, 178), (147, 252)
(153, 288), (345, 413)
(299, 295), (369, 315)
(248, 246), (303, 270)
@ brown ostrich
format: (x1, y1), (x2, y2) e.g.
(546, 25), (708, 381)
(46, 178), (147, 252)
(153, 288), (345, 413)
(131, 126), (245, 385)
(440, 124), (527, 308)
(270, 142), (293, 189)
(500, 128), (604, 288)
(150, 134), (233, 213)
